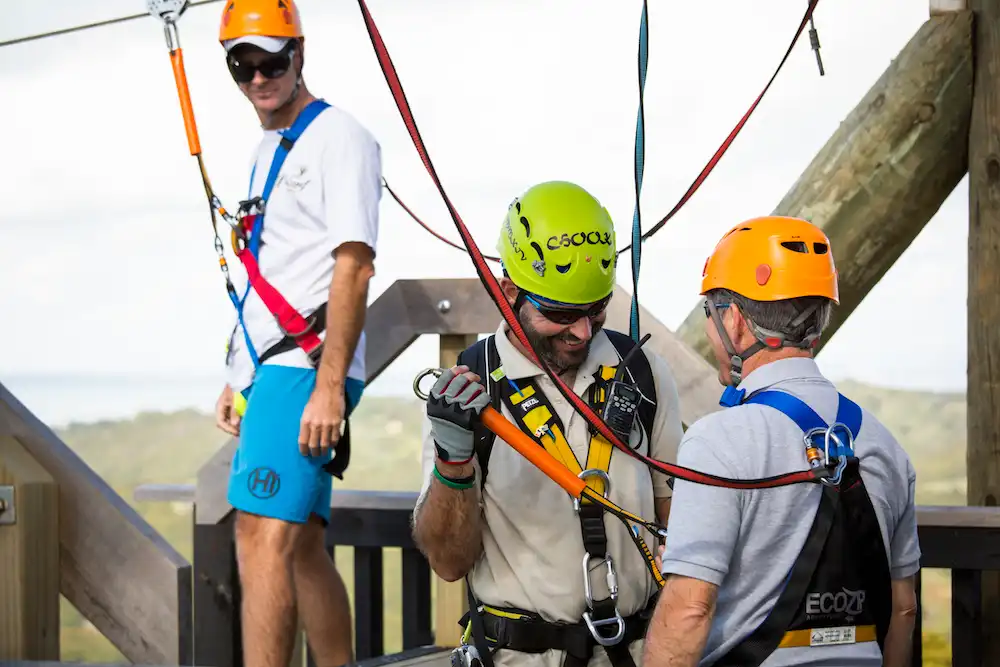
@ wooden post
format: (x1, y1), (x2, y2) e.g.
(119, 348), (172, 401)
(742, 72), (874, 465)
(0, 384), (193, 665)
(433, 334), (478, 647)
(676, 12), (973, 364)
(967, 1), (1000, 663)
(0, 436), (59, 661)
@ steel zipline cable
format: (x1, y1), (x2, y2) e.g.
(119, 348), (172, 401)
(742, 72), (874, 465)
(3, 0), (823, 267)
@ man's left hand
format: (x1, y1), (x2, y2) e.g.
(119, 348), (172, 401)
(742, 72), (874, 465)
(299, 385), (345, 458)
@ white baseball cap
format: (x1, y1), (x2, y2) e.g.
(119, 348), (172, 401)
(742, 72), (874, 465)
(222, 35), (290, 53)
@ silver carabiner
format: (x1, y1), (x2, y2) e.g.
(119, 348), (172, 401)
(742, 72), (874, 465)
(582, 550), (625, 645)
(582, 552), (619, 608)
(820, 423), (852, 487)
(413, 368), (443, 401)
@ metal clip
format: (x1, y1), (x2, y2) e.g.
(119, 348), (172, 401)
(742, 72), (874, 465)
(413, 368), (444, 401)
(803, 423), (852, 487)
(583, 553), (619, 605)
(573, 468), (611, 512)
(807, 0), (825, 76)
(450, 644), (482, 667)
(581, 553), (624, 645)
(822, 423), (852, 486)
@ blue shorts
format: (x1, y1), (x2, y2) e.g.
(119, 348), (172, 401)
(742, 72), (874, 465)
(227, 364), (365, 524)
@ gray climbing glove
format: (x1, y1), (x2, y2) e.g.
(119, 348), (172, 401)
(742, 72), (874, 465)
(426, 367), (491, 464)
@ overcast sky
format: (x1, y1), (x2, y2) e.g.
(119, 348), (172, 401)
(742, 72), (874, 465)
(0, 0), (970, 398)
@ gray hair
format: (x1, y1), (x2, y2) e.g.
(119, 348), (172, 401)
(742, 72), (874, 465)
(707, 288), (834, 343)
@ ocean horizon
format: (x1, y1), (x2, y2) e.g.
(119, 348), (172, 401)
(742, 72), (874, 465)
(1, 369), (421, 429)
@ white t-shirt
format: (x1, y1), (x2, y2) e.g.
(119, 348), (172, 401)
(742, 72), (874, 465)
(225, 103), (382, 393)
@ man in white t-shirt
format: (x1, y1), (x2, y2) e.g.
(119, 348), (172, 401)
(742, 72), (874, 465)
(211, 2), (382, 667)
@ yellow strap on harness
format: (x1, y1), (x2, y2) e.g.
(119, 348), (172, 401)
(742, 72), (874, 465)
(505, 366), (618, 497)
(778, 624), (876, 649)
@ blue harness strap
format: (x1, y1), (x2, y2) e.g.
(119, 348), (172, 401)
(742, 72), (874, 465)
(233, 98), (332, 369)
(743, 390), (863, 458)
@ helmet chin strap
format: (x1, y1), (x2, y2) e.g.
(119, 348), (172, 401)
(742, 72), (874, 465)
(706, 300), (821, 386)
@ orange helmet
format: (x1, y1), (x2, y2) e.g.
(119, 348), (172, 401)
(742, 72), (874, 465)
(219, 0), (303, 49)
(700, 215), (839, 305)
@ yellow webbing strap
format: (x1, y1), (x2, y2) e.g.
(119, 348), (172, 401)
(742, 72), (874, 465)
(778, 624), (876, 648)
(505, 365), (618, 497)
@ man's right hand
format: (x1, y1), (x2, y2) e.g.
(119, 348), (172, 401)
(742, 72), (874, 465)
(426, 365), (491, 465)
(215, 384), (242, 437)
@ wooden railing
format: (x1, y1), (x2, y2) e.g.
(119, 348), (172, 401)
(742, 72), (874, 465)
(5, 277), (1000, 667)
(912, 506), (1000, 666)
(133, 482), (1000, 667)
(0, 382), (192, 665)
(178, 487), (433, 667)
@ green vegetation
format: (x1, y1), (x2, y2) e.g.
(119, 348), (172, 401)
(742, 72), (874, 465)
(50, 382), (963, 665)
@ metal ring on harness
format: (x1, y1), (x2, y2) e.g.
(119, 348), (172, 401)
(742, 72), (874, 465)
(573, 468), (611, 512)
(413, 367), (443, 401)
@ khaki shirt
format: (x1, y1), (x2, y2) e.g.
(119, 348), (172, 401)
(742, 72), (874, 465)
(419, 324), (684, 666)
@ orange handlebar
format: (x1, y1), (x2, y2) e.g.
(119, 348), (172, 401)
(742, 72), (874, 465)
(480, 406), (587, 498)
(169, 48), (202, 156)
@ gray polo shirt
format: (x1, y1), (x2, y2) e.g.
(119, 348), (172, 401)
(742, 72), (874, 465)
(659, 357), (920, 666)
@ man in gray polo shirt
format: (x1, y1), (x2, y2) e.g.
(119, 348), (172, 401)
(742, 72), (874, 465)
(644, 215), (920, 667)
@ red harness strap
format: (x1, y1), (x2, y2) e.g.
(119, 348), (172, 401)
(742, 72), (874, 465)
(235, 211), (325, 362)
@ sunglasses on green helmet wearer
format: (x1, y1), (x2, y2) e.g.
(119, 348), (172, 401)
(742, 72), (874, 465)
(523, 292), (612, 326)
(497, 180), (618, 308)
(226, 43), (296, 84)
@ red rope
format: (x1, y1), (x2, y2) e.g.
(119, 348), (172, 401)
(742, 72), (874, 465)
(380, 0), (820, 262)
(359, 0), (824, 489)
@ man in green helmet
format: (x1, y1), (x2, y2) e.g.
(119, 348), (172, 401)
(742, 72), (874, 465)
(412, 181), (684, 667)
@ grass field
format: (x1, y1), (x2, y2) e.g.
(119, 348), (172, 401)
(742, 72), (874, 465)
(47, 381), (966, 665)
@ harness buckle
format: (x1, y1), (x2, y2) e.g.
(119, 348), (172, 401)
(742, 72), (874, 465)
(582, 606), (626, 646)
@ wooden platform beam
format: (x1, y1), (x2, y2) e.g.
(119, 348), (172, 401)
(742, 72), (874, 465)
(967, 1), (1000, 663)
(676, 11), (973, 363)
(0, 384), (193, 665)
(0, 436), (58, 661)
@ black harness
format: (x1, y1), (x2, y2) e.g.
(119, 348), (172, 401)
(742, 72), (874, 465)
(454, 330), (659, 667)
(713, 389), (893, 665)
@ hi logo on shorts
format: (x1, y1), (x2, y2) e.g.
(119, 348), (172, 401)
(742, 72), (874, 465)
(248, 467), (281, 499)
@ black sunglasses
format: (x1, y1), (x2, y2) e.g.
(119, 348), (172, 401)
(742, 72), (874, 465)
(703, 300), (731, 318)
(227, 46), (294, 84)
(524, 293), (611, 325)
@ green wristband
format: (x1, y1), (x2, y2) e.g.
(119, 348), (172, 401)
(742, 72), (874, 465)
(434, 465), (476, 490)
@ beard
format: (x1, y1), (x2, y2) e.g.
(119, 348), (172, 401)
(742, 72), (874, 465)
(523, 317), (602, 374)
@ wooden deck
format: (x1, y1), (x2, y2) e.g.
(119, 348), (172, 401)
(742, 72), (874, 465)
(0, 646), (453, 667)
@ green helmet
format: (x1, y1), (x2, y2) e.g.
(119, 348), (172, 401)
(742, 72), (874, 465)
(496, 181), (617, 304)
